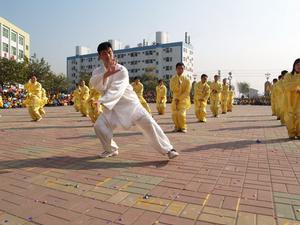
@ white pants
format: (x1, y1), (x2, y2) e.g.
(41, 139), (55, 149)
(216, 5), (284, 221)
(94, 106), (173, 155)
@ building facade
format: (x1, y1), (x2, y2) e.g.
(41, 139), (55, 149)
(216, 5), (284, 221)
(0, 17), (30, 61)
(67, 40), (194, 88)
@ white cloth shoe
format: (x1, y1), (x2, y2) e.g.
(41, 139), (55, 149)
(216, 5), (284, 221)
(167, 149), (179, 159)
(99, 150), (119, 158)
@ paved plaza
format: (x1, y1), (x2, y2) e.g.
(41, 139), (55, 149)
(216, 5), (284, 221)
(0, 104), (300, 225)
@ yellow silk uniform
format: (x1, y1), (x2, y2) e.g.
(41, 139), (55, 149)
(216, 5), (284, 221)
(72, 87), (81, 112)
(156, 84), (167, 114)
(221, 84), (229, 113)
(0, 95), (3, 108)
(227, 90), (235, 112)
(283, 72), (300, 138)
(194, 82), (210, 122)
(270, 84), (276, 116)
(39, 88), (48, 115)
(24, 81), (42, 121)
(170, 74), (191, 131)
(210, 81), (222, 117)
(131, 82), (152, 114)
(276, 79), (285, 124)
(79, 85), (90, 116)
(86, 88), (102, 123)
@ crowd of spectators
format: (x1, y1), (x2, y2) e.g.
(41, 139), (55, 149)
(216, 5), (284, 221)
(0, 84), (73, 109)
(0, 85), (271, 109)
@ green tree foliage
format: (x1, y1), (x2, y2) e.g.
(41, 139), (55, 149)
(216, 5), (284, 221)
(237, 82), (250, 96)
(0, 57), (70, 93)
(79, 71), (92, 85)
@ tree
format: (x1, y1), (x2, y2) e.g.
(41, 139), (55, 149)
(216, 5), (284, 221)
(0, 58), (24, 86)
(79, 71), (92, 85)
(0, 57), (71, 93)
(237, 82), (250, 97)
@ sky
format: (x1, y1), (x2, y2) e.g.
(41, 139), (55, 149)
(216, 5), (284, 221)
(1, 0), (300, 93)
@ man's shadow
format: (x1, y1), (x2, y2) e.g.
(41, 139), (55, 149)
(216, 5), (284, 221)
(0, 155), (169, 171)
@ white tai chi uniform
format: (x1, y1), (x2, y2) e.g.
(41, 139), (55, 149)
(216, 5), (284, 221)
(89, 64), (173, 154)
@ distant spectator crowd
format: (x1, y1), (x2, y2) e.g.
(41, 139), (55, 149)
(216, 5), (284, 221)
(0, 84), (73, 109)
(0, 84), (271, 109)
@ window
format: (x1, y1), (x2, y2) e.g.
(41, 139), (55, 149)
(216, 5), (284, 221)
(11, 32), (17, 42)
(164, 48), (173, 53)
(164, 57), (172, 62)
(11, 46), (17, 55)
(18, 49), (24, 59)
(3, 26), (9, 38)
(3, 43), (9, 52)
(26, 45), (29, 50)
(19, 36), (24, 45)
(165, 66), (172, 71)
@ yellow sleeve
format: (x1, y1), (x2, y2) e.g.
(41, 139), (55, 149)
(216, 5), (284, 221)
(203, 85), (210, 100)
(177, 78), (191, 101)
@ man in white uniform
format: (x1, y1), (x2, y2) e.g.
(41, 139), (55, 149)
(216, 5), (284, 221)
(90, 42), (178, 159)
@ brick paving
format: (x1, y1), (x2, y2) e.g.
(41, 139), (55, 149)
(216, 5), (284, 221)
(0, 104), (300, 225)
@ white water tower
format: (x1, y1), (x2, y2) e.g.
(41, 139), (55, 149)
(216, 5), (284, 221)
(156, 31), (169, 44)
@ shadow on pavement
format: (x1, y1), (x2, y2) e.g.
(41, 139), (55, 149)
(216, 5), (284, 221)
(210, 124), (283, 131)
(0, 156), (170, 170)
(182, 137), (291, 152)
(4, 125), (93, 131)
(57, 132), (143, 140)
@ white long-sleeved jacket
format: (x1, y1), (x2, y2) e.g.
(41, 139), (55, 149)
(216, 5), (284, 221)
(89, 64), (142, 129)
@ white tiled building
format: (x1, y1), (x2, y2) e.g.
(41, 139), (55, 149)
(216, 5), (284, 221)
(0, 17), (30, 61)
(67, 32), (194, 88)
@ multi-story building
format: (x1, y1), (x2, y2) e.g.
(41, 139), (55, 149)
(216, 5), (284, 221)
(0, 17), (30, 61)
(67, 32), (194, 88)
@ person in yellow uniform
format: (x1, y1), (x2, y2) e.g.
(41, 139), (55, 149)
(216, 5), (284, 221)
(227, 85), (235, 112)
(38, 88), (48, 116)
(283, 58), (300, 140)
(156, 79), (167, 115)
(24, 75), (43, 121)
(271, 78), (278, 116)
(221, 78), (229, 114)
(86, 87), (102, 123)
(277, 71), (289, 125)
(170, 62), (191, 132)
(281, 70), (289, 125)
(275, 74), (284, 121)
(270, 78), (278, 116)
(72, 83), (81, 112)
(0, 94), (3, 108)
(210, 75), (222, 117)
(131, 77), (152, 114)
(79, 80), (90, 117)
(194, 74), (210, 122)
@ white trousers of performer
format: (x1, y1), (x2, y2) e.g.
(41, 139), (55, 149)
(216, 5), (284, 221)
(94, 106), (173, 155)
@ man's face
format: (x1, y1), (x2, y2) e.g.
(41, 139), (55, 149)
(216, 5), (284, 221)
(201, 76), (207, 83)
(295, 62), (300, 73)
(176, 65), (184, 76)
(223, 79), (227, 85)
(214, 76), (219, 82)
(31, 76), (37, 83)
(134, 79), (139, 84)
(99, 48), (114, 63)
(80, 81), (85, 86)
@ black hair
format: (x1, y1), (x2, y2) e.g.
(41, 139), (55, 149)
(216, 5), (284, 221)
(278, 75), (282, 80)
(201, 74), (208, 79)
(281, 70), (288, 76)
(97, 42), (113, 54)
(273, 78), (278, 82)
(291, 58), (300, 75)
(133, 76), (139, 81)
(176, 62), (185, 68)
(158, 79), (163, 83)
